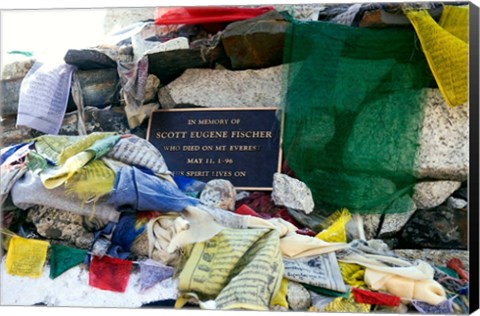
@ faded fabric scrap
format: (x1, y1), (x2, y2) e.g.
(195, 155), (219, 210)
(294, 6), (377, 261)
(1, 142), (32, 204)
(40, 133), (120, 190)
(26, 151), (48, 174)
(411, 298), (453, 314)
(117, 56), (149, 129)
(177, 228), (283, 310)
(64, 159), (115, 204)
(352, 287), (400, 307)
(405, 7), (468, 107)
(106, 135), (171, 177)
(49, 244), (87, 279)
(35, 132), (114, 164)
(109, 166), (198, 212)
(88, 255), (133, 293)
(1, 164), (27, 205)
(283, 253), (347, 292)
(138, 259), (175, 292)
(282, 18), (429, 215)
(16, 61), (75, 134)
(6, 236), (49, 278)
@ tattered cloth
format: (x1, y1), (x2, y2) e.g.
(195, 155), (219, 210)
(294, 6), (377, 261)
(176, 228), (283, 310)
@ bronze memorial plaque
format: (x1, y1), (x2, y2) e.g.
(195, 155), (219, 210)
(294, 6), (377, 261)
(147, 107), (282, 190)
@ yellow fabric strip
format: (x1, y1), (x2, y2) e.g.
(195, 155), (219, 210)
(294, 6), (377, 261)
(41, 151), (95, 189)
(270, 278), (289, 309)
(439, 5), (469, 43)
(405, 8), (468, 107)
(57, 132), (115, 165)
(5, 236), (49, 278)
(316, 208), (351, 243)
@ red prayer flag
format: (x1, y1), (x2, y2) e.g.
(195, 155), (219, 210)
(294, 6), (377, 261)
(352, 287), (401, 307)
(154, 6), (274, 25)
(235, 204), (261, 217)
(89, 255), (133, 293)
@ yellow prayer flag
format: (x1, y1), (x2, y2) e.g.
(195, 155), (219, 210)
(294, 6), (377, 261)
(6, 236), (49, 278)
(405, 8), (468, 107)
(439, 5), (469, 43)
(270, 278), (289, 309)
(316, 208), (351, 243)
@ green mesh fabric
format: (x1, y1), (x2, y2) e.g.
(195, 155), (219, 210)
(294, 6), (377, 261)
(282, 19), (432, 215)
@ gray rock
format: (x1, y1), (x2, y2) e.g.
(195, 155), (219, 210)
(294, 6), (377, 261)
(272, 173), (314, 214)
(1, 56), (34, 80)
(158, 66), (282, 109)
(64, 49), (117, 70)
(287, 281), (311, 311)
(0, 78), (23, 116)
(73, 68), (120, 108)
(362, 214), (381, 240)
(378, 210), (416, 238)
(200, 179), (237, 211)
(222, 10), (288, 70)
(378, 196), (417, 238)
(26, 206), (94, 249)
(415, 89), (468, 181)
(96, 44), (133, 64)
(413, 180), (462, 209)
(393, 249), (469, 271)
(447, 196), (468, 209)
(148, 48), (210, 85)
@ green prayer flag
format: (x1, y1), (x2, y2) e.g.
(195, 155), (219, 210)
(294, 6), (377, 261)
(49, 244), (87, 279)
(282, 17), (432, 215)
